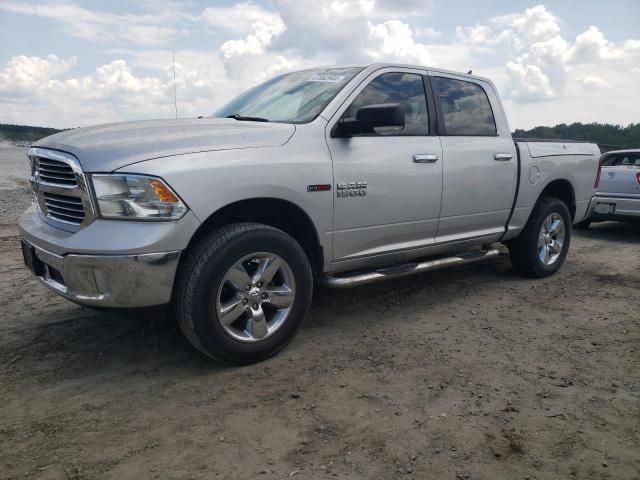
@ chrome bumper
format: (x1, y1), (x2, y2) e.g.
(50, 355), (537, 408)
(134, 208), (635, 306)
(587, 194), (640, 220)
(22, 239), (180, 308)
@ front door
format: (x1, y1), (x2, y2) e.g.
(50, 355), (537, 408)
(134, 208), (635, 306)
(326, 68), (443, 263)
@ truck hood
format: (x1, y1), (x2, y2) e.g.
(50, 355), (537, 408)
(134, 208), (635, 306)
(33, 118), (296, 172)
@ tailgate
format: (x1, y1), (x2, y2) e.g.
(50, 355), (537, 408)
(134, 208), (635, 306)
(599, 166), (640, 195)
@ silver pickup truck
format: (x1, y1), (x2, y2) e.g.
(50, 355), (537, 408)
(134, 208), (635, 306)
(19, 63), (601, 363)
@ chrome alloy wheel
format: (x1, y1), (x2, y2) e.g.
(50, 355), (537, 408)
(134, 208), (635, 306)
(538, 213), (565, 266)
(216, 252), (296, 342)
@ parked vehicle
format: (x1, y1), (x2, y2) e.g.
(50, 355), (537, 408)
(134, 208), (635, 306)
(19, 63), (600, 363)
(577, 149), (640, 227)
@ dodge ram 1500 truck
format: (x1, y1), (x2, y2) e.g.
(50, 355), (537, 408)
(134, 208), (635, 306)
(19, 63), (601, 364)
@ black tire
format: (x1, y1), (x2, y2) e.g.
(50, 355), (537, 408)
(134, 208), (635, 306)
(175, 223), (313, 364)
(507, 197), (572, 278)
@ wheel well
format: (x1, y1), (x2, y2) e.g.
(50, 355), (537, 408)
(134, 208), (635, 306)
(540, 179), (576, 220)
(187, 198), (324, 277)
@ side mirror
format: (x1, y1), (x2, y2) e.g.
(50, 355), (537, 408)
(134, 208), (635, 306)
(334, 103), (405, 137)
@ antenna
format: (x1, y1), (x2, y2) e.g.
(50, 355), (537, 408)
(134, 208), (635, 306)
(172, 52), (178, 119)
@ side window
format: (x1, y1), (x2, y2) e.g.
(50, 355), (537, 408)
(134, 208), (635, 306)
(341, 72), (428, 136)
(432, 77), (497, 136)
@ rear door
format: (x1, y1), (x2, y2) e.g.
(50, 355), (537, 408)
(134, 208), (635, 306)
(428, 73), (517, 243)
(599, 152), (640, 196)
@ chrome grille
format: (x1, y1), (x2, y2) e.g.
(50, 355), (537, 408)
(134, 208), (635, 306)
(36, 158), (77, 186)
(29, 147), (94, 232)
(43, 192), (85, 224)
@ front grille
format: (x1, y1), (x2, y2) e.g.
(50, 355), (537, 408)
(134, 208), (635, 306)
(29, 148), (94, 231)
(36, 158), (78, 186)
(43, 192), (85, 225)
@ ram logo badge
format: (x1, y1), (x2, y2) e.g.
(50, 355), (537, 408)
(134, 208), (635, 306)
(307, 184), (332, 192)
(337, 181), (367, 197)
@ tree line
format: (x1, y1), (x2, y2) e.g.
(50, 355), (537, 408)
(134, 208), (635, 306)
(0, 124), (62, 142)
(513, 123), (640, 148)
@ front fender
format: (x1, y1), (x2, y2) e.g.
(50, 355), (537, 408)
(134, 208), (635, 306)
(117, 129), (334, 267)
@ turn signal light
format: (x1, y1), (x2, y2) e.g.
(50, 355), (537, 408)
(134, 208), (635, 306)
(150, 179), (180, 202)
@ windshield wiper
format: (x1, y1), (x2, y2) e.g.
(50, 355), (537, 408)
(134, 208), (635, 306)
(226, 113), (270, 122)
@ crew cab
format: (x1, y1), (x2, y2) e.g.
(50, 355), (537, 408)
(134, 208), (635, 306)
(19, 63), (600, 363)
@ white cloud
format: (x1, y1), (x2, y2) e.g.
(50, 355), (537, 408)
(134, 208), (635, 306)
(454, 5), (640, 103)
(0, 54), (76, 91)
(567, 26), (610, 62)
(576, 75), (609, 89)
(367, 20), (433, 66)
(456, 5), (561, 50)
(504, 61), (557, 102)
(0, 1), (191, 46)
(413, 26), (442, 39)
(0, 55), (203, 126)
(491, 4), (561, 47)
(203, 1), (285, 57)
(202, 2), (284, 36)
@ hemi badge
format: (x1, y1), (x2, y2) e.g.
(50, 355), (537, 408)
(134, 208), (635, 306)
(307, 184), (331, 192)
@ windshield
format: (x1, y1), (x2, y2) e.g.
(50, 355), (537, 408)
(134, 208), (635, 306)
(213, 67), (363, 124)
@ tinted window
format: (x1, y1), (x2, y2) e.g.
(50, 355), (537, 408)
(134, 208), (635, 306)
(602, 153), (640, 166)
(341, 73), (428, 136)
(432, 77), (497, 136)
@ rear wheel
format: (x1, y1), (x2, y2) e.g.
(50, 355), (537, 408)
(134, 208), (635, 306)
(508, 197), (572, 278)
(175, 223), (313, 364)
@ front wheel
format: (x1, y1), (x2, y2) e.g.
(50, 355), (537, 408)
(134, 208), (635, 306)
(507, 197), (572, 278)
(175, 223), (313, 364)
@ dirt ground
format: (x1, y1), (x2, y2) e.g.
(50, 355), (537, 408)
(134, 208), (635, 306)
(1, 176), (639, 479)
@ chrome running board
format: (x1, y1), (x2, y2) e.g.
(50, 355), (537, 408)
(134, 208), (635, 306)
(321, 248), (502, 289)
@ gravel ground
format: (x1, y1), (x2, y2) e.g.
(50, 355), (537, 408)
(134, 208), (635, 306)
(0, 145), (639, 479)
(0, 144), (32, 224)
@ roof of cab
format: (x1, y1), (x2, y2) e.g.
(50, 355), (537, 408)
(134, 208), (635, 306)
(297, 62), (493, 84)
(602, 149), (640, 155)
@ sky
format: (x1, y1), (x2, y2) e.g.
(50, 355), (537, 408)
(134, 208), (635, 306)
(0, 0), (638, 130)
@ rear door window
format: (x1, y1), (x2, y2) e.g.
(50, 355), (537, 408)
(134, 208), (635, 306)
(602, 153), (640, 167)
(432, 76), (497, 136)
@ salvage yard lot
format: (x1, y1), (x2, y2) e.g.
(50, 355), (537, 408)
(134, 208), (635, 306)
(1, 145), (639, 479)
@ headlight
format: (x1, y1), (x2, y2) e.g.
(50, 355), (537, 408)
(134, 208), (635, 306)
(90, 174), (187, 220)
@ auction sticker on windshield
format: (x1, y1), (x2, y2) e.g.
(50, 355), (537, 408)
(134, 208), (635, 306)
(307, 74), (345, 82)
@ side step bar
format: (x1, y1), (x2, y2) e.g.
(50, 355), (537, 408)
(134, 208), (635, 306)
(321, 248), (502, 289)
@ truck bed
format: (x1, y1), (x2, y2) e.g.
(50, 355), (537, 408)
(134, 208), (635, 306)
(502, 139), (600, 241)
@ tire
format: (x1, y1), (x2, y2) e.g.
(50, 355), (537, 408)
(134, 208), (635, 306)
(175, 223), (313, 364)
(507, 197), (572, 278)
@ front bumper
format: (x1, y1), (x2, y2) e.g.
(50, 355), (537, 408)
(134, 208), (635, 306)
(18, 204), (200, 307)
(587, 194), (640, 221)
(22, 239), (180, 307)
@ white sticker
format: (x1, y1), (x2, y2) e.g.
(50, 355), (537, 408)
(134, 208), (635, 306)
(307, 74), (345, 83)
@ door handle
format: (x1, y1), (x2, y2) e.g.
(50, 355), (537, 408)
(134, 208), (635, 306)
(413, 154), (439, 163)
(494, 153), (513, 161)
